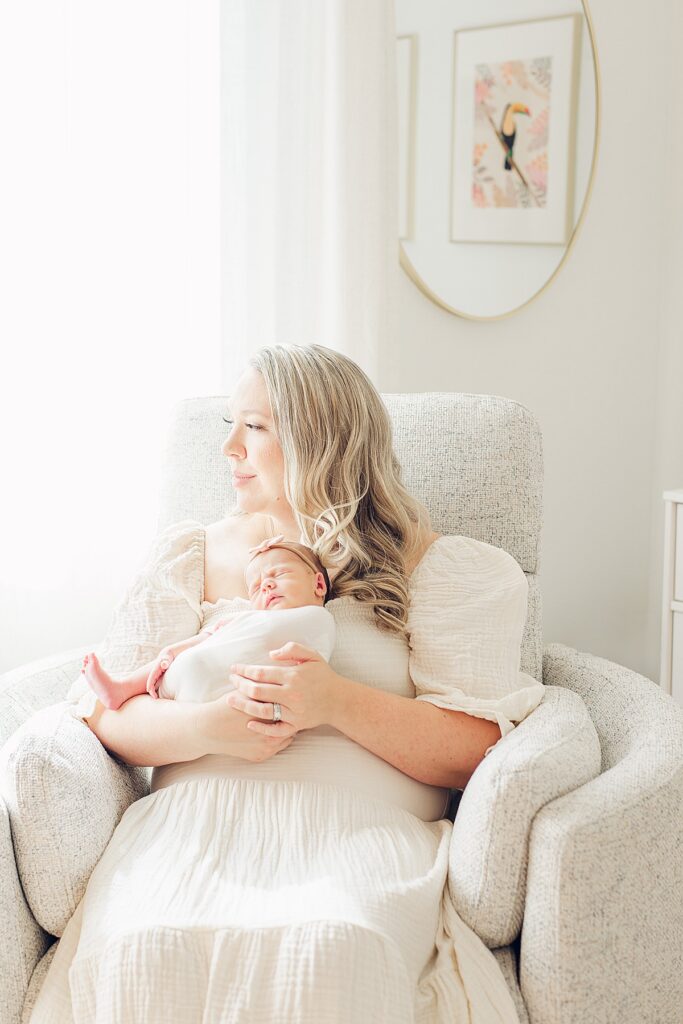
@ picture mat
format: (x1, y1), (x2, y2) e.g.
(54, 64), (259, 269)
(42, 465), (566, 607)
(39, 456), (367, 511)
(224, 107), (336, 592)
(451, 15), (581, 244)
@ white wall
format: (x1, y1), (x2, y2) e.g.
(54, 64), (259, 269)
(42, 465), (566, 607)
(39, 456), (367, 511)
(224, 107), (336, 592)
(380, 0), (678, 682)
(396, 0), (596, 318)
(647, 0), (683, 685)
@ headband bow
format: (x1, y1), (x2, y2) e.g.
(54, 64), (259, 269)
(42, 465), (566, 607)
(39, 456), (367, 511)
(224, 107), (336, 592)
(247, 534), (286, 558)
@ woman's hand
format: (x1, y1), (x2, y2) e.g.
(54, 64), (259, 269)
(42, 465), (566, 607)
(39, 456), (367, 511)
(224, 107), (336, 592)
(195, 692), (296, 762)
(226, 642), (344, 735)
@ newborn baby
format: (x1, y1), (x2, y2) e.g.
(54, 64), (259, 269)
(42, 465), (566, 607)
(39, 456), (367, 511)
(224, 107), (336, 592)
(80, 535), (336, 709)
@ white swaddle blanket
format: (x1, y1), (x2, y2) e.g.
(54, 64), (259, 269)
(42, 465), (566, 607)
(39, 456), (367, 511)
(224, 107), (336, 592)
(158, 605), (337, 704)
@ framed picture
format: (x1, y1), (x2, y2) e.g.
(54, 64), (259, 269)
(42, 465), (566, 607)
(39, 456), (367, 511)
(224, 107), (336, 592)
(451, 15), (582, 245)
(397, 34), (417, 241)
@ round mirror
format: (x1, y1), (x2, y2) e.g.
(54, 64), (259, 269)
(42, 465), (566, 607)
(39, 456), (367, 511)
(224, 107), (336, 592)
(395, 1), (600, 319)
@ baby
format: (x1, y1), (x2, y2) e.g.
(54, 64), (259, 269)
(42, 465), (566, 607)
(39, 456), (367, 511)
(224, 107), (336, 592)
(80, 536), (336, 710)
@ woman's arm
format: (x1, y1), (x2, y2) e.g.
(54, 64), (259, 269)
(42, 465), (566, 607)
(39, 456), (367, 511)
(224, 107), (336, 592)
(85, 695), (206, 766)
(228, 644), (500, 789)
(85, 692), (295, 768)
(331, 681), (500, 790)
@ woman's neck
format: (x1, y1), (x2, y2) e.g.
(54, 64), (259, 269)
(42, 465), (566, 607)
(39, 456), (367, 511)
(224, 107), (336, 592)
(263, 510), (302, 543)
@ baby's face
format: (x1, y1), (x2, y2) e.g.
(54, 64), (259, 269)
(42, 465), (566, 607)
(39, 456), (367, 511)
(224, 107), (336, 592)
(245, 549), (326, 612)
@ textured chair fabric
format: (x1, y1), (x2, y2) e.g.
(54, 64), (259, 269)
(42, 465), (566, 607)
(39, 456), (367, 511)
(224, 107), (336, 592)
(0, 797), (52, 1024)
(521, 645), (683, 1024)
(20, 945), (57, 1024)
(0, 648), (89, 752)
(492, 943), (529, 1024)
(448, 685), (601, 948)
(0, 702), (149, 937)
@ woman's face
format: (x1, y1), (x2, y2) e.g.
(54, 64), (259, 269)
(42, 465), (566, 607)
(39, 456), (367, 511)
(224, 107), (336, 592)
(221, 368), (289, 517)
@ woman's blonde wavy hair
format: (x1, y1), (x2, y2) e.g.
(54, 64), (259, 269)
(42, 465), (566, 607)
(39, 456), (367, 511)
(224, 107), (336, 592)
(242, 344), (431, 639)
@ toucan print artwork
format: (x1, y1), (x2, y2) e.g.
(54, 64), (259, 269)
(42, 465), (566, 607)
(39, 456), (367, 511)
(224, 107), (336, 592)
(500, 102), (531, 169)
(471, 57), (552, 210)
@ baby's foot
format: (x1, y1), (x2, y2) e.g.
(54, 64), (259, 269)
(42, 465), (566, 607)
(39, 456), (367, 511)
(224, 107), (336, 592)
(81, 652), (125, 710)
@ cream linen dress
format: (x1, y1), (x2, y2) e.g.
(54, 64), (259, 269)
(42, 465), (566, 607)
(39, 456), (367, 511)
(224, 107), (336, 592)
(30, 521), (545, 1024)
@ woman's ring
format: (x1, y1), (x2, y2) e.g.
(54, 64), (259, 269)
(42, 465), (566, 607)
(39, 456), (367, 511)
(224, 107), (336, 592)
(272, 702), (282, 723)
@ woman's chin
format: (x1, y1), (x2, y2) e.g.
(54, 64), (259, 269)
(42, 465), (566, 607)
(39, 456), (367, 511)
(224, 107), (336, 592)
(233, 492), (262, 515)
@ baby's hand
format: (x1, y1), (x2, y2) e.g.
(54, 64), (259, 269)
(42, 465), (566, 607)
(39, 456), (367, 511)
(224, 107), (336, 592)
(146, 649), (174, 699)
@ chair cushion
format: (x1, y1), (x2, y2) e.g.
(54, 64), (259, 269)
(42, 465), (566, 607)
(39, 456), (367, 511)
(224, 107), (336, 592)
(0, 702), (149, 937)
(448, 685), (601, 948)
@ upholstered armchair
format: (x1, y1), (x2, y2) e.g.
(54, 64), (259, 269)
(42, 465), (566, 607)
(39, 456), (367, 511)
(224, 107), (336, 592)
(2, 393), (682, 1024)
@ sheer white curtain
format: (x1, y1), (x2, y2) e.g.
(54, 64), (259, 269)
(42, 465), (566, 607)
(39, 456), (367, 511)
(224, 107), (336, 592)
(0, 1), (398, 672)
(221, 0), (398, 388)
(0, 2), (221, 671)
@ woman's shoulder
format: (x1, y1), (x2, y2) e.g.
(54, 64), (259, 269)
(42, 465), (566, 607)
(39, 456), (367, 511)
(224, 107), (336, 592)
(121, 519), (206, 616)
(150, 518), (206, 563)
(409, 532), (526, 590)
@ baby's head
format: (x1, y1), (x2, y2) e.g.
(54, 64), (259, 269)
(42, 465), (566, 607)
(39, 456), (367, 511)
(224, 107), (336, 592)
(244, 536), (331, 612)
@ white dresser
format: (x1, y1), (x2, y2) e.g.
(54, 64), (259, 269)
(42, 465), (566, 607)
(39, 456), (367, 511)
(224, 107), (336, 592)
(661, 488), (683, 705)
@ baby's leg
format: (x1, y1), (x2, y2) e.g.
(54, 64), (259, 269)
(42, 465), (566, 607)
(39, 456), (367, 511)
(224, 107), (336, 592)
(81, 652), (152, 710)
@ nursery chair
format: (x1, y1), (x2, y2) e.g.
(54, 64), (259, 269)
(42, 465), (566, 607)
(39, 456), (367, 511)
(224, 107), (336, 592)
(1, 393), (682, 1024)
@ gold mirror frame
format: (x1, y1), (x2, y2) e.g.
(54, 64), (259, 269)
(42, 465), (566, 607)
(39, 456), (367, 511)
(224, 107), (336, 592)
(398, 1), (601, 322)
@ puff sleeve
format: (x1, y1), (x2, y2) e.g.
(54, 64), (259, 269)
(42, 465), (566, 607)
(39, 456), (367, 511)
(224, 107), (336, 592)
(407, 536), (545, 757)
(67, 520), (205, 718)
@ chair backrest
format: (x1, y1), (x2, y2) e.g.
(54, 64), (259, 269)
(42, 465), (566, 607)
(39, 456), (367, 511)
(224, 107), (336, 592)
(158, 392), (544, 681)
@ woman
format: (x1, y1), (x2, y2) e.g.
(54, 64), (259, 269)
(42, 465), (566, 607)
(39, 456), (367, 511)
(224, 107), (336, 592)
(31, 344), (544, 1022)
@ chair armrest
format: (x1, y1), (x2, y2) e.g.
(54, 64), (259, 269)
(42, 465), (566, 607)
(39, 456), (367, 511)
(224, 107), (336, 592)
(519, 645), (683, 1024)
(0, 649), (88, 1020)
(0, 795), (52, 1024)
(0, 646), (91, 751)
(447, 685), (601, 949)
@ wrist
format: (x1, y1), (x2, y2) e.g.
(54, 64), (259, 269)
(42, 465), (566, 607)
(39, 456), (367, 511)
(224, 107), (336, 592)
(192, 697), (245, 758)
(190, 702), (213, 757)
(327, 675), (360, 732)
